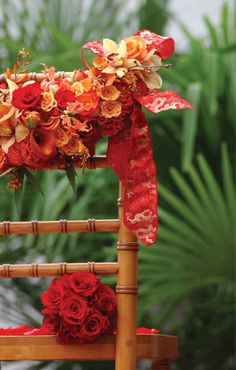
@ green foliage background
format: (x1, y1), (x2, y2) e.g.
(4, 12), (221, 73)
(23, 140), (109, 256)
(0, 1), (235, 369)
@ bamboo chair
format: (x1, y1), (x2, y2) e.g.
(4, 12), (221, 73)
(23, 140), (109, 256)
(0, 73), (178, 370)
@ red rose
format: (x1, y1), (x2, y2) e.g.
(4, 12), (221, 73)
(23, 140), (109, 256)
(60, 295), (90, 325)
(12, 83), (42, 110)
(68, 271), (100, 297)
(42, 314), (61, 334)
(57, 321), (80, 344)
(55, 89), (76, 110)
(93, 285), (117, 316)
(99, 116), (126, 136)
(41, 279), (66, 309)
(6, 141), (24, 166)
(79, 312), (110, 342)
(79, 122), (102, 154)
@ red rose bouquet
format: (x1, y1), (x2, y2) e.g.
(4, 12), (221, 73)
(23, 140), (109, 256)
(40, 272), (117, 344)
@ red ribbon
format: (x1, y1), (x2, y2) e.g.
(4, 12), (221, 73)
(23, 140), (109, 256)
(107, 105), (158, 246)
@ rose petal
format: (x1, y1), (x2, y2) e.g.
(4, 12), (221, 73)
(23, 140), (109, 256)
(15, 124), (29, 142)
(134, 29), (175, 60)
(134, 89), (194, 113)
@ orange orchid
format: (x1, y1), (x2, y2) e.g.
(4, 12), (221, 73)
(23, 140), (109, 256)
(0, 102), (29, 153)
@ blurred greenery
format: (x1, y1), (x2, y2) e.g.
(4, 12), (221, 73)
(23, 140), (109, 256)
(0, 1), (235, 370)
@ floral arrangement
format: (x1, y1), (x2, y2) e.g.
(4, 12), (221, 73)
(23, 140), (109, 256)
(0, 30), (192, 245)
(39, 272), (117, 344)
(0, 272), (159, 342)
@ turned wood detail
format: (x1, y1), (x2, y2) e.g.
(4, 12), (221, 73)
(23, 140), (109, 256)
(0, 262), (119, 278)
(0, 219), (119, 235)
(151, 360), (171, 370)
(116, 285), (138, 295)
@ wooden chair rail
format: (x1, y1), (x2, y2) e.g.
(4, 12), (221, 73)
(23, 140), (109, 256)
(0, 262), (119, 278)
(0, 219), (119, 235)
(0, 334), (179, 361)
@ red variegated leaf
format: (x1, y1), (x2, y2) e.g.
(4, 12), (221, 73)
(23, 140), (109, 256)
(134, 90), (193, 113)
(134, 29), (175, 60)
(82, 40), (104, 56)
(81, 40), (104, 69)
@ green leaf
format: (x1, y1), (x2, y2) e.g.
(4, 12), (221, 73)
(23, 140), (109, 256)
(66, 164), (77, 193)
(23, 168), (44, 196)
(13, 171), (24, 215)
(181, 82), (201, 171)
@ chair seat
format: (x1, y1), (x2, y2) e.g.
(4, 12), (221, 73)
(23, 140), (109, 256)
(0, 334), (178, 361)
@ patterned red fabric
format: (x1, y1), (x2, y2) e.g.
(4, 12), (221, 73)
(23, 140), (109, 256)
(134, 89), (193, 113)
(134, 29), (175, 59)
(108, 105), (158, 246)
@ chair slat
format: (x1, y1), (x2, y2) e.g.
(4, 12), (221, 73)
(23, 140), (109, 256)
(0, 262), (118, 278)
(0, 219), (119, 235)
(0, 334), (178, 361)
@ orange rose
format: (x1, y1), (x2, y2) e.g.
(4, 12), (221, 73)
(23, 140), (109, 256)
(59, 136), (86, 156)
(41, 91), (57, 112)
(76, 91), (99, 117)
(124, 36), (147, 61)
(92, 56), (108, 70)
(101, 100), (122, 118)
(99, 85), (120, 101)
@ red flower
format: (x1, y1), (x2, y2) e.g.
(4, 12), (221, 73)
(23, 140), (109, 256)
(41, 279), (66, 309)
(93, 285), (117, 316)
(79, 312), (110, 342)
(99, 116), (126, 137)
(0, 147), (9, 171)
(40, 272), (117, 344)
(80, 122), (102, 154)
(68, 271), (100, 297)
(42, 314), (61, 334)
(60, 295), (90, 325)
(55, 89), (76, 110)
(7, 141), (24, 166)
(12, 83), (42, 110)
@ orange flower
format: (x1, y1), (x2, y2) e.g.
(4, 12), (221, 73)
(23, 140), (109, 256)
(92, 56), (108, 70)
(0, 102), (29, 153)
(0, 102), (15, 126)
(99, 85), (120, 101)
(76, 91), (99, 116)
(30, 129), (57, 159)
(59, 136), (86, 156)
(41, 91), (57, 112)
(101, 100), (122, 118)
(40, 117), (60, 131)
(124, 36), (147, 61)
(55, 126), (71, 146)
(0, 146), (8, 171)
(71, 82), (84, 96)
(80, 78), (93, 92)
(21, 111), (41, 129)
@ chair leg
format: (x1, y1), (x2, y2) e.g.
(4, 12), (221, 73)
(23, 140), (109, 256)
(151, 359), (171, 370)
